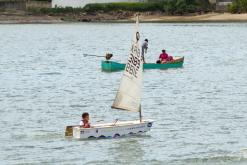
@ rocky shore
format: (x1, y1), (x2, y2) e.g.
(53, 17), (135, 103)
(1, 10), (247, 24)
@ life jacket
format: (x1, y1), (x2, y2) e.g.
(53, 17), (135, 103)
(80, 120), (90, 128)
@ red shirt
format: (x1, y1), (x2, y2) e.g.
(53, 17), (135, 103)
(83, 123), (90, 128)
(159, 53), (168, 60)
(80, 120), (91, 128)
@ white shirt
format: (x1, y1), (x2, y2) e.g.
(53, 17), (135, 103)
(141, 41), (148, 56)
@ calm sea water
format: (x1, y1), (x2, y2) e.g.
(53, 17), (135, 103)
(0, 23), (247, 165)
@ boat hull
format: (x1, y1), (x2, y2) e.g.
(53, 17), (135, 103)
(65, 119), (153, 139)
(101, 56), (184, 72)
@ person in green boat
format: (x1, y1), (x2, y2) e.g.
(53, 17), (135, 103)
(141, 39), (148, 63)
(157, 49), (174, 64)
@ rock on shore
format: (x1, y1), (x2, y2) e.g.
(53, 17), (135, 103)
(1, 10), (247, 24)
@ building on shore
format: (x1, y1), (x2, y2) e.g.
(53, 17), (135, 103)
(0, 0), (51, 11)
(52, 0), (147, 8)
(26, 0), (51, 9)
(0, 0), (26, 10)
(215, 0), (233, 12)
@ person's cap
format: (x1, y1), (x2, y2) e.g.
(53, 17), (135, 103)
(145, 39), (148, 42)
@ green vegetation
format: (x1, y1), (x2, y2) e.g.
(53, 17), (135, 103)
(83, 2), (163, 12)
(163, 0), (211, 15)
(27, 1), (212, 15)
(27, 7), (84, 14)
(28, 0), (51, 1)
(228, 0), (247, 13)
(83, 1), (212, 14)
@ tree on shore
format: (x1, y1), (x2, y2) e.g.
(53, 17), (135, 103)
(228, 0), (247, 13)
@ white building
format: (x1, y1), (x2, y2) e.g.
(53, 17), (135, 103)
(52, 0), (146, 8)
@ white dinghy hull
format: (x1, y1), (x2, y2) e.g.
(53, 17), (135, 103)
(68, 119), (153, 139)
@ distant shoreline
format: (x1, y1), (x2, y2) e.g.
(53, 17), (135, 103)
(1, 13), (247, 24)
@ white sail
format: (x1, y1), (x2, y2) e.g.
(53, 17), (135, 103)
(112, 16), (143, 112)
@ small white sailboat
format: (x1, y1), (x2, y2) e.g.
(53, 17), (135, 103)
(65, 16), (153, 139)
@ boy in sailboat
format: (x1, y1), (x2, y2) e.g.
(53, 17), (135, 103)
(80, 112), (91, 128)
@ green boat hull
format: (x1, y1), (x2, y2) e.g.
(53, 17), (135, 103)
(101, 57), (184, 72)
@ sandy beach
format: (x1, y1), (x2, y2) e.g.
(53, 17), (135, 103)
(138, 13), (247, 22)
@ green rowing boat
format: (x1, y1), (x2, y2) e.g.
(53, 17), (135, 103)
(101, 56), (184, 72)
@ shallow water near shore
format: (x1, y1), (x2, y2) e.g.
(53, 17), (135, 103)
(0, 23), (247, 164)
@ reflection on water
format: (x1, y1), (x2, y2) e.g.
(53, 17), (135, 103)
(110, 138), (144, 164)
(0, 23), (247, 164)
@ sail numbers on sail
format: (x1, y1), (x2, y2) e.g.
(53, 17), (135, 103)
(125, 32), (141, 78)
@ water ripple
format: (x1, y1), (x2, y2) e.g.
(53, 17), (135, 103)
(0, 23), (247, 164)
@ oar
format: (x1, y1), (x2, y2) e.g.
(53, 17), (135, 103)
(83, 53), (105, 58)
(83, 53), (113, 60)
